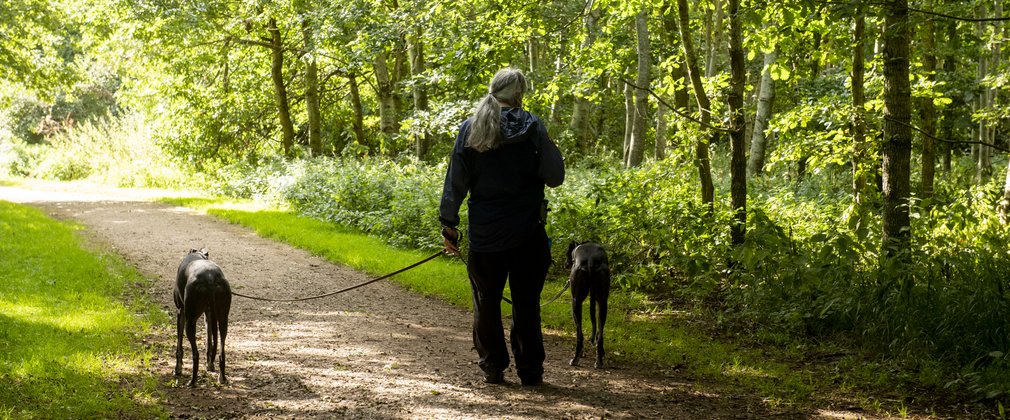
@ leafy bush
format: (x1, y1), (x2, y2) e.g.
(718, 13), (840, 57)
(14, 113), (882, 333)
(0, 72), (121, 145)
(549, 160), (732, 292)
(24, 114), (186, 188)
(212, 157), (446, 250)
(0, 138), (45, 177)
(204, 156), (301, 205)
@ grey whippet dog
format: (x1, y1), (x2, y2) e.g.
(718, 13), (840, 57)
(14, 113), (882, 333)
(564, 241), (611, 368)
(174, 248), (232, 387)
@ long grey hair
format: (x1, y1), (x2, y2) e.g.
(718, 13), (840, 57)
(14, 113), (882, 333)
(466, 68), (528, 152)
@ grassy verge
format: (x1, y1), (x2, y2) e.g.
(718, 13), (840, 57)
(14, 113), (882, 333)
(0, 200), (168, 419)
(159, 197), (841, 411)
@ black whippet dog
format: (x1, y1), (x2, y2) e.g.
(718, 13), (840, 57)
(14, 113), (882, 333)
(174, 248), (232, 387)
(564, 241), (611, 368)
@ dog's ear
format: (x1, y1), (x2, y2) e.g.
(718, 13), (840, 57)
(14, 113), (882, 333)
(564, 241), (577, 269)
(199, 247), (209, 258)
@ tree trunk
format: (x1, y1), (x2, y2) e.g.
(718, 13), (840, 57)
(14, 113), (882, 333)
(940, 20), (957, 173)
(919, 13), (937, 199)
(628, 9), (650, 168)
(677, 0), (714, 206)
(656, 101), (668, 160)
(798, 23), (822, 181)
(731, 0), (747, 246)
(705, 0), (724, 78)
(673, 61), (689, 122)
(222, 39), (230, 94)
(548, 38), (567, 125)
(1000, 160), (1010, 224)
(986, 3), (1002, 180)
(727, 0), (746, 245)
(623, 79), (634, 165)
(570, 5), (601, 155)
(595, 75), (608, 144)
(527, 37), (539, 75)
(881, 0), (913, 256)
(407, 26), (430, 159)
(374, 50), (398, 135)
(661, 2), (690, 152)
(302, 19), (322, 157)
(748, 49), (776, 176)
(999, 0), (1010, 219)
(348, 73), (367, 149)
(393, 37), (408, 121)
(976, 5), (992, 182)
(851, 4), (870, 210)
(268, 17), (296, 157)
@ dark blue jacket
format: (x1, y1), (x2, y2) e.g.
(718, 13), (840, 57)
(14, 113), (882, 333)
(439, 108), (565, 252)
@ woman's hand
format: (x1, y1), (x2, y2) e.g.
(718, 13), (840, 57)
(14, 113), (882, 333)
(441, 226), (460, 255)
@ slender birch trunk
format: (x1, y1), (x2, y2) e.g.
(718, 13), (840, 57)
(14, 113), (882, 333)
(374, 51), (398, 136)
(627, 9), (651, 168)
(748, 49), (776, 176)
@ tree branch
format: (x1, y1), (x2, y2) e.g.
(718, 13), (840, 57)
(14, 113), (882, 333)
(883, 116), (1010, 153)
(815, 1), (1010, 22)
(618, 76), (731, 133)
(231, 35), (277, 50)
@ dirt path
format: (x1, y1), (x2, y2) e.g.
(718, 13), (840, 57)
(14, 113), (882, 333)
(2, 185), (869, 419)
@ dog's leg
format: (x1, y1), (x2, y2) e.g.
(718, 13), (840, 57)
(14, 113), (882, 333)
(570, 277), (591, 367)
(186, 308), (200, 387)
(175, 309), (184, 376)
(206, 312), (217, 372)
(595, 286), (610, 369)
(588, 290), (598, 345)
(217, 293), (231, 384)
(218, 315), (228, 384)
(570, 295), (584, 366)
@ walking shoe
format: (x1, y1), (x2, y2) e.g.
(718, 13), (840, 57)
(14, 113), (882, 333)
(483, 371), (504, 384)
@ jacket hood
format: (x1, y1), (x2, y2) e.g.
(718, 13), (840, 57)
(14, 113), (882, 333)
(501, 107), (537, 143)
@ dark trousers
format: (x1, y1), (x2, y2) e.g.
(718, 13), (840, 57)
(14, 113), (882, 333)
(467, 230), (550, 381)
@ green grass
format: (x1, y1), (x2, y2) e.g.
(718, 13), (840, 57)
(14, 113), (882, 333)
(0, 200), (168, 419)
(160, 197), (821, 409)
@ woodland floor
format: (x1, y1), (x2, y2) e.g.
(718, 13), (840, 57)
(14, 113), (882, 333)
(1, 183), (910, 419)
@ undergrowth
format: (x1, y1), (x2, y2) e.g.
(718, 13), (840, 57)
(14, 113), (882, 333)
(0, 114), (186, 188)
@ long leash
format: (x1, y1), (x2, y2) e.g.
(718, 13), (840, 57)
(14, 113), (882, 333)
(539, 279), (571, 307)
(231, 250), (444, 302)
(453, 253), (569, 307)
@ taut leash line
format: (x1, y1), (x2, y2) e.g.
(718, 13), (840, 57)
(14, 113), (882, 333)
(539, 279), (571, 307)
(231, 250), (444, 302)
